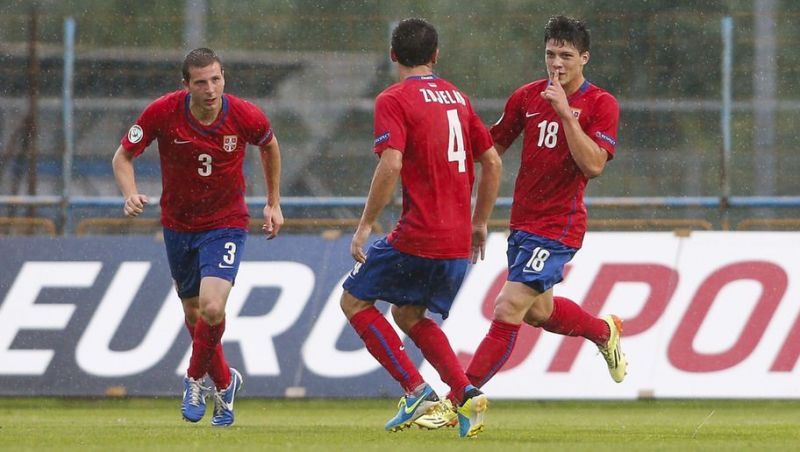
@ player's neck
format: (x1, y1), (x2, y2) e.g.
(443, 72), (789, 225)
(563, 75), (587, 96)
(397, 63), (434, 80)
(188, 97), (222, 125)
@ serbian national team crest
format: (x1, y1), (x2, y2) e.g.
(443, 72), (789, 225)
(223, 135), (238, 152)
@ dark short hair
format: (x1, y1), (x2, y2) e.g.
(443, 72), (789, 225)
(544, 16), (590, 54)
(391, 18), (438, 67)
(182, 47), (223, 82)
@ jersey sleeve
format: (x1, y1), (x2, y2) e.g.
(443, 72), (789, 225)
(467, 102), (493, 158)
(373, 92), (406, 155)
(242, 100), (274, 146)
(586, 93), (619, 160)
(489, 86), (527, 150)
(120, 98), (162, 157)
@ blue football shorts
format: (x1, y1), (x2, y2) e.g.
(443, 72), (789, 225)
(506, 229), (578, 293)
(342, 237), (469, 319)
(163, 227), (247, 299)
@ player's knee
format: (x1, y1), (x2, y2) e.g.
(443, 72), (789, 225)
(390, 305), (423, 333)
(199, 300), (225, 325)
(524, 306), (548, 327)
(493, 296), (527, 324)
(340, 291), (370, 320)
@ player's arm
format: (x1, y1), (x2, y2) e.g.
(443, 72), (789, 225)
(560, 112), (608, 179)
(471, 146), (502, 263)
(542, 72), (608, 179)
(111, 144), (149, 217)
(541, 72), (608, 178)
(259, 136), (283, 239)
(351, 148), (402, 263)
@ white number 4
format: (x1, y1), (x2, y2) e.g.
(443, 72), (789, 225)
(446, 109), (466, 173)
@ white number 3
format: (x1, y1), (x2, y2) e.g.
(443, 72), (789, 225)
(198, 153), (212, 176)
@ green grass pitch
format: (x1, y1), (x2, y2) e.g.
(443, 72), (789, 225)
(0, 398), (798, 451)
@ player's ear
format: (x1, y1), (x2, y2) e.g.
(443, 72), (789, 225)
(431, 48), (439, 65)
(390, 48), (398, 63)
(182, 78), (189, 89)
(581, 51), (590, 65)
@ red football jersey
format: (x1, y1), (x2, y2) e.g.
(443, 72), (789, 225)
(374, 75), (493, 259)
(491, 79), (619, 249)
(121, 90), (273, 232)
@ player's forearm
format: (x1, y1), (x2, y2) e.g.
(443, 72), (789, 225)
(260, 138), (282, 206)
(562, 117), (607, 178)
(111, 146), (139, 197)
(360, 150), (401, 227)
(472, 148), (502, 225)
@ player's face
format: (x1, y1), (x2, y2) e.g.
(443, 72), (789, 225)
(184, 62), (225, 115)
(544, 39), (589, 92)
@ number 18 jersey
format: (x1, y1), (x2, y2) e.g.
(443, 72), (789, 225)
(373, 75), (493, 259)
(491, 79), (619, 249)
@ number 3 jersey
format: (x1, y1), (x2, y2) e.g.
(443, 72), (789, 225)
(373, 75), (494, 259)
(120, 90), (273, 232)
(491, 79), (619, 249)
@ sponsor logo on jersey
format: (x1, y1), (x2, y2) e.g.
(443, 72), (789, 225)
(223, 135), (238, 152)
(374, 132), (390, 145)
(127, 125), (143, 143)
(595, 131), (617, 146)
(571, 108), (582, 119)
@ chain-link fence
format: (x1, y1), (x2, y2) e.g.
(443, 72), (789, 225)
(1, 0), (798, 232)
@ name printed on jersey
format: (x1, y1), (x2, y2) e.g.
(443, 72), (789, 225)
(419, 89), (466, 106)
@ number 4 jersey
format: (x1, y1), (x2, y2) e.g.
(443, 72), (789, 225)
(491, 79), (619, 249)
(373, 75), (494, 259)
(120, 90), (273, 232)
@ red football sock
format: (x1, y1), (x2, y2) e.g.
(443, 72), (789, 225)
(185, 319), (231, 389)
(187, 318), (226, 381)
(349, 307), (424, 393)
(408, 318), (470, 405)
(541, 296), (610, 345)
(466, 319), (521, 388)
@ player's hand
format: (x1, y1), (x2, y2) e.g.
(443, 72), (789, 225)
(471, 223), (488, 264)
(350, 224), (372, 263)
(540, 70), (570, 117)
(123, 194), (148, 217)
(262, 203), (284, 240)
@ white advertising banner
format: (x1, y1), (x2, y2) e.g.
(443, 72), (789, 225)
(431, 232), (800, 399)
(0, 232), (798, 398)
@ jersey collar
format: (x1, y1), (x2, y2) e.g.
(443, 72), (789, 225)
(184, 93), (229, 136)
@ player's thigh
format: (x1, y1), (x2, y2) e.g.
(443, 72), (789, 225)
(494, 280), (540, 323)
(197, 228), (247, 284)
(424, 257), (468, 319)
(198, 276), (233, 318)
(342, 237), (425, 304)
(506, 230), (576, 293)
(163, 227), (201, 299)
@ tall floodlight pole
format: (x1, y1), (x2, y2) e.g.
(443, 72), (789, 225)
(61, 17), (76, 234)
(753, 0), (777, 196)
(720, 17), (733, 229)
(184, 0), (208, 50)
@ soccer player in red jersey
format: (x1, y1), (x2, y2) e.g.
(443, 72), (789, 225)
(465, 16), (628, 389)
(340, 18), (502, 438)
(111, 48), (283, 426)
